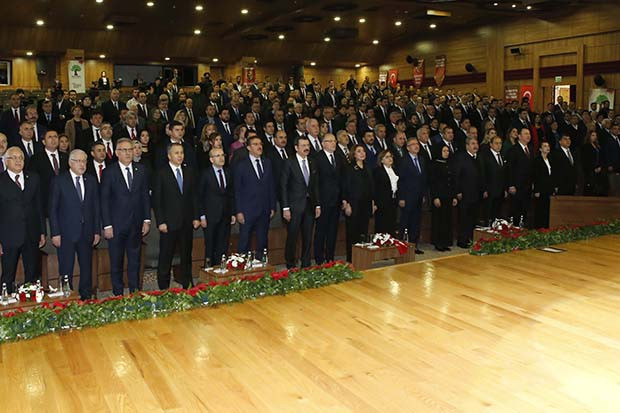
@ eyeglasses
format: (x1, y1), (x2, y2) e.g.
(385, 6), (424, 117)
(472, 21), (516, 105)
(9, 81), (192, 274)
(117, 148), (133, 153)
(6, 156), (24, 161)
(70, 159), (87, 164)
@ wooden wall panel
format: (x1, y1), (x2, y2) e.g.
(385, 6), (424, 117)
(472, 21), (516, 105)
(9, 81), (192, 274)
(84, 59), (114, 88)
(0, 57), (40, 90)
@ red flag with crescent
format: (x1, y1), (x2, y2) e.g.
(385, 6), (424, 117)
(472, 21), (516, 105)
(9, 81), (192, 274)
(520, 85), (534, 109)
(413, 59), (424, 88)
(434, 55), (446, 87)
(242, 67), (256, 85)
(388, 69), (398, 89)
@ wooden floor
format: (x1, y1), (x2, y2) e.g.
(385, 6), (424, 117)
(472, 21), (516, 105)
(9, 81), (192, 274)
(2, 236), (620, 412)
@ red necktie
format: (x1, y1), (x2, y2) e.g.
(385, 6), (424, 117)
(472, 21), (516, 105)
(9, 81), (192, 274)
(51, 153), (59, 175)
(131, 128), (136, 140)
(15, 174), (21, 190)
(98, 164), (104, 181)
(106, 142), (112, 159)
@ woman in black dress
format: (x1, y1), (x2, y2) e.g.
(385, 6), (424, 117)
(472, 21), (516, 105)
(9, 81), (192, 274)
(342, 144), (375, 262)
(373, 150), (399, 236)
(533, 141), (555, 229)
(98, 71), (110, 90)
(581, 130), (608, 196)
(430, 145), (457, 251)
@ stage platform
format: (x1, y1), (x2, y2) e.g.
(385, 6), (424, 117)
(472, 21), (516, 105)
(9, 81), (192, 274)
(2, 235), (620, 412)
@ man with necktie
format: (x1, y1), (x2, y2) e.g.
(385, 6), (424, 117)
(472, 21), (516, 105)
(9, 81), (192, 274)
(233, 136), (276, 260)
(280, 135), (321, 268)
(507, 127), (534, 226)
(49, 149), (100, 300)
(199, 147), (235, 266)
(12, 120), (43, 169)
(0, 147), (46, 293)
(152, 143), (201, 289)
(551, 135), (578, 195)
(0, 133), (7, 173)
(0, 94), (26, 140)
(101, 138), (151, 296)
(398, 137), (428, 254)
(102, 88), (125, 125)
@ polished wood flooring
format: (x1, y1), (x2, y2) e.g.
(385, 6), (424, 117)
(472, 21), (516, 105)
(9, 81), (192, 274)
(2, 235), (620, 412)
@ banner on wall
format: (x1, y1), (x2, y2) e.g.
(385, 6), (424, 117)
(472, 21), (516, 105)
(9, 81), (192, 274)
(504, 85), (519, 101)
(413, 59), (425, 89)
(434, 55), (446, 87)
(379, 71), (388, 84)
(520, 85), (534, 109)
(589, 88), (615, 110)
(242, 67), (256, 85)
(67, 59), (85, 93)
(388, 68), (398, 88)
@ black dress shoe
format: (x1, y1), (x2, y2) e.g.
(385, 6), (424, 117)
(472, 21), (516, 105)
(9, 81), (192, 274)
(434, 246), (443, 252)
(444, 247), (451, 252)
(415, 249), (424, 254)
(457, 243), (469, 249)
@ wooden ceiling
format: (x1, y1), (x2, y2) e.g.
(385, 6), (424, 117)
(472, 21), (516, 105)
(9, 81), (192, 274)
(0, 0), (605, 66)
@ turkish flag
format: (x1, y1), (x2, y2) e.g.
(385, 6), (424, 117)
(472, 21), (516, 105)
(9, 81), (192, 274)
(413, 59), (425, 89)
(434, 55), (446, 87)
(388, 69), (398, 89)
(520, 85), (534, 109)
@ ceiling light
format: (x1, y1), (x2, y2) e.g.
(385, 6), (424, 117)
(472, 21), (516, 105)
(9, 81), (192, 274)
(254, 59), (258, 63)
(355, 63), (360, 68)
(493, 2), (498, 5)
(212, 58), (219, 62)
(241, 8), (248, 14)
(310, 62), (316, 66)
(164, 57), (170, 61)
(99, 54), (106, 59)
(334, 16), (341, 21)
(511, 3), (516, 7)
(36, 19), (44, 26)
(372, 39), (379, 45)
(96, 0), (103, 3)
(429, 23), (437, 29)
(359, 18), (366, 23)
(278, 34), (285, 39)
(194, 29), (201, 35)
(324, 37), (331, 42)
(26, 51), (33, 56)
(526, 5), (532, 9)
(146, 1), (154, 6)
(106, 24), (114, 30)
(195, 4), (203, 11)
(395, 20), (402, 26)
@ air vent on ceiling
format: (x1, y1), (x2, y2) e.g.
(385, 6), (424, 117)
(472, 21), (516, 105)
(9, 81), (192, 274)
(292, 15), (322, 23)
(324, 27), (359, 40)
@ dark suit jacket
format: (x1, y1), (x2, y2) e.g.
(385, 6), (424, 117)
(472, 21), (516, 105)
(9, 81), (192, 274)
(53, 100), (72, 121)
(154, 139), (197, 169)
(0, 171), (45, 247)
(112, 124), (142, 141)
(0, 108), (26, 140)
(603, 136), (620, 171)
(533, 156), (555, 195)
(481, 150), (507, 198)
(550, 147), (578, 195)
(13, 140), (44, 169)
(215, 119), (235, 152)
(315, 150), (343, 208)
(27, 150), (69, 215)
(506, 143), (534, 195)
(152, 165), (200, 231)
(200, 165), (235, 222)
(280, 155), (320, 213)
(397, 154), (428, 205)
(452, 151), (486, 204)
(49, 172), (100, 242)
(364, 144), (379, 168)
(265, 145), (293, 202)
(38, 113), (63, 133)
(101, 162), (151, 231)
(233, 156), (276, 218)
(373, 166), (397, 210)
(101, 100), (125, 125)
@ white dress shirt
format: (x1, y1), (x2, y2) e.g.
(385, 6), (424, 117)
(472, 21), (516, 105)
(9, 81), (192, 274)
(46, 149), (60, 170)
(7, 169), (24, 191)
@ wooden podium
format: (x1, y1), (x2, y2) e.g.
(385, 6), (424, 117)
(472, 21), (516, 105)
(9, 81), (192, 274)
(352, 243), (416, 271)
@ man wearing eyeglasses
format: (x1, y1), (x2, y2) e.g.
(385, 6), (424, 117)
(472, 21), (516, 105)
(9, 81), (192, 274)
(0, 146), (46, 293)
(101, 138), (151, 296)
(49, 149), (101, 300)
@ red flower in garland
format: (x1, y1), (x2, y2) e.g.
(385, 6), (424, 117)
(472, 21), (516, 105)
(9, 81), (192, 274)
(169, 287), (184, 294)
(3, 311), (16, 318)
(472, 243), (482, 251)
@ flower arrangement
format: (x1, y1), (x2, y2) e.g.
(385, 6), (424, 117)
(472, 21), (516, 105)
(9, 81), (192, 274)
(17, 283), (44, 303)
(372, 233), (409, 255)
(0, 261), (362, 343)
(226, 254), (246, 270)
(470, 220), (620, 255)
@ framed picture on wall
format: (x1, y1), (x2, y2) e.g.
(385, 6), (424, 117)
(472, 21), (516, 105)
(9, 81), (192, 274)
(0, 60), (11, 85)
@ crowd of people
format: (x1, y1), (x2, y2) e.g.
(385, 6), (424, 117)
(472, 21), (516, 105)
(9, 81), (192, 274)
(0, 70), (619, 299)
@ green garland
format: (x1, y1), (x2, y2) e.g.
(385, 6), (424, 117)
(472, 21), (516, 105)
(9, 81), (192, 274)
(0, 262), (362, 344)
(469, 220), (620, 255)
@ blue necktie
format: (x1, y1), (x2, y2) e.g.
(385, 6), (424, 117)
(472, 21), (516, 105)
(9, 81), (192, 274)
(413, 157), (421, 173)
(75, 176), (83, 202)
(126, 167), (133, 191)
(301, 159), (309, 186)
(0, 158), (3, 172)
(255, 159), (264, 179)
(175, 168), (183, 193)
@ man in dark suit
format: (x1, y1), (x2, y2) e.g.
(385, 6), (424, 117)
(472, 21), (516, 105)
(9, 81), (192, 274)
(397, 137), (427, 254)
(280, 135), (321, 268)
(264, 130), (291, 206)
(362, 130), (378, 168)
(233, 136), (276, 260)
(604, 124), (620, 173)
(12, 120), (44, 169)
(154, 121), (197, 169)
(0, 94), (26, 141)
(510, 109), (531, 135)
(0, 147), (46, 293)
(507, 127), (534, 226)
(215, 108), (235, 153)
(101, 88), (125, 125)
(25, 105), (47, 144)
(53, 93), (72, 125)
(38, 100), (62, 133)
(86, 141), (109, 183)
(101, 138), (151, 296)
(453, 137), (487, 248)
(482, 135), (508, 222)
(152, 142), (201, 289)
(77, 110), (104, 153)
(199, 147), (235, 266)
(313, 133), (343, 264)
(27, 130), (69, 216)
(49, 149), (100, 299)
(551, 135), (578, 195)
(112, 111), (141, 141)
